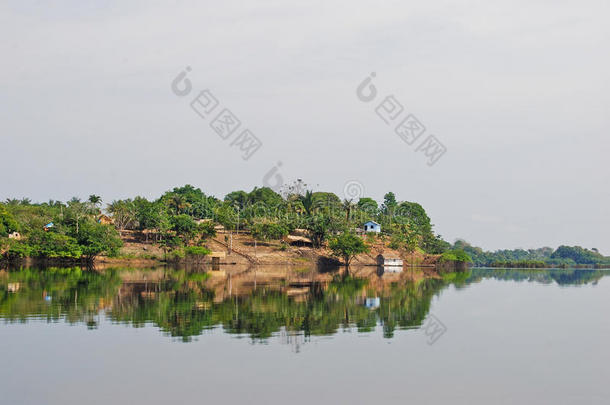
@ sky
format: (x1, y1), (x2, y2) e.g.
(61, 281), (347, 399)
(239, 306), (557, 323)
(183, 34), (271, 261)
(0, 0), (608, 253)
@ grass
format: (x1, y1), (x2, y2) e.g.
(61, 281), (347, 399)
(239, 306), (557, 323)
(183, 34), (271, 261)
(115, 252), (162, 260)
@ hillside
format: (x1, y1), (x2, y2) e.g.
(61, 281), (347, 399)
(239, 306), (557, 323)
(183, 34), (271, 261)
(98, 230), (441, 269)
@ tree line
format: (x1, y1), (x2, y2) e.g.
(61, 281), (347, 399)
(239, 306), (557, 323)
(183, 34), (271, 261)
(453, 240), (610, 268)
(1, 182), (455, 264)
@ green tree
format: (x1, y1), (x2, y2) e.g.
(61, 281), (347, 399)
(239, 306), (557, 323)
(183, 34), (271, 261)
(65, 197), (91, 234)
(342, 199), (355, 222)
(3, 239), (32, 259)
(167, 194), (190, 215)
(248, 187), (283, 207)
(381, 192), (398, 215)
(158, 235), (183, 259)
(305, 214), (346, 248)
(107, 199), (136, 231)
(197, 221), (217, 240)
(551, 246), (604, 265)
(250, 221), (289, 242)
(170, 214), (197, 243)
(74, 220), (123, 262)
(312, 192), (341, 213)
(159, 185), (216, 218)
(183, 246), (211, 264)
(328, 232), (369, 267)
(0, 205), (20, 237)
(28, 231), (83, 259)
(423, 234), (451, 254)
(224, 190), (250, 210)
(357, 197), (378, 215)
(299, 190), (315, 216)
(395, 201), (432, 235)
(440, 249), (472, 263)
(214, 203), (238, 231)
(88, 195), (102, 213)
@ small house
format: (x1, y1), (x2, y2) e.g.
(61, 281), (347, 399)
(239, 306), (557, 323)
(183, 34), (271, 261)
(286, 234), (313, 247)
(382, 265), (403, 273)
(8, 231), (21, 240)
(364, 297), (380, 309)
(376, 253), (403, 267)
(98, 215), (114, 225)
(7, 283), (20, 293)
(363, 221), (381, 233)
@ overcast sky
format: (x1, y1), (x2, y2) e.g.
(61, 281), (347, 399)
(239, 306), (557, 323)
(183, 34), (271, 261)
(1, 0), (608, 253)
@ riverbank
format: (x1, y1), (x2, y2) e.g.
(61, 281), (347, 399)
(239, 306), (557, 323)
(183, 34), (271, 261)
(100, 230), (445, 268)
(2, 230), (468, 275)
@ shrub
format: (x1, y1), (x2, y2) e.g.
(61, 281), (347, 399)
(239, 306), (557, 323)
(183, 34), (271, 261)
(328, 232), (369, 266)
(4, 239), (32, 259)
(184, 246), (211, 257)
(440, 249), (472, 263)
(29, 231), (82, 259)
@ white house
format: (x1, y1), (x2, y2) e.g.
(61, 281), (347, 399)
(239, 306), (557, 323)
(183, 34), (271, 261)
(8, 232), (21, 240)
(376, 254), (403, 267)
(363, 221), (381, 233)
(364, 297), (380, 309)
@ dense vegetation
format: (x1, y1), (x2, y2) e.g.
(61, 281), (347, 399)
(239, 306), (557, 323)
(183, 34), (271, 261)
(3, 183), (606, 268)
(0, 197), (122, 263)
(453, 240), (610, 268)
(328, 232), (370, 266)
(1, 182), (453, 262)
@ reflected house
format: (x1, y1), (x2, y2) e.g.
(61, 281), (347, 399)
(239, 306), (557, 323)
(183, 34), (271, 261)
(209, 251), (226, 269)
(364, 297), (380, 309)
(377, 254), (403, 273)
(4, 266), (610, 344)
(382, 266), (402, 273)
(363, 221), (381, 233)
(7, 283), (20, 292)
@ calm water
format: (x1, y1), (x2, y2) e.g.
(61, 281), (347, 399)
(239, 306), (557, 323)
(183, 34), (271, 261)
(1, 266), (609, 404)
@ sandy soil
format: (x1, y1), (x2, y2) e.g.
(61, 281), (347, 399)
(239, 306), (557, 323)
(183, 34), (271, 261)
(106, 230), (440, 268)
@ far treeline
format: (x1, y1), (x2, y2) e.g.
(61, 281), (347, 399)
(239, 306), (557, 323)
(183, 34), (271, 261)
(0, 182), (463, 264)
(454, 240), (610, 268)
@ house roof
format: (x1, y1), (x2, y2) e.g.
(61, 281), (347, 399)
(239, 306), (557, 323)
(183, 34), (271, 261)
(364, 221), (380, 225)
(287, 235), (313, 243)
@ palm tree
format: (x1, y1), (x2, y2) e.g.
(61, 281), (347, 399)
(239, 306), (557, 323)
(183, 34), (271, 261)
(168, 195), (190, 215)
(88, 195), (102, 215)
(107, 200), (135, 232)
(342, 199), (354, 222)
(299, 190), (314, 216)
(67, 197), (87, 234)
(88, 194), (102, 207)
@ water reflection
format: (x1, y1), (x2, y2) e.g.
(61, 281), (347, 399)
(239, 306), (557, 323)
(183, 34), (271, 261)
(1, 266), (609, 342)
(466, 268), (610, 286)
